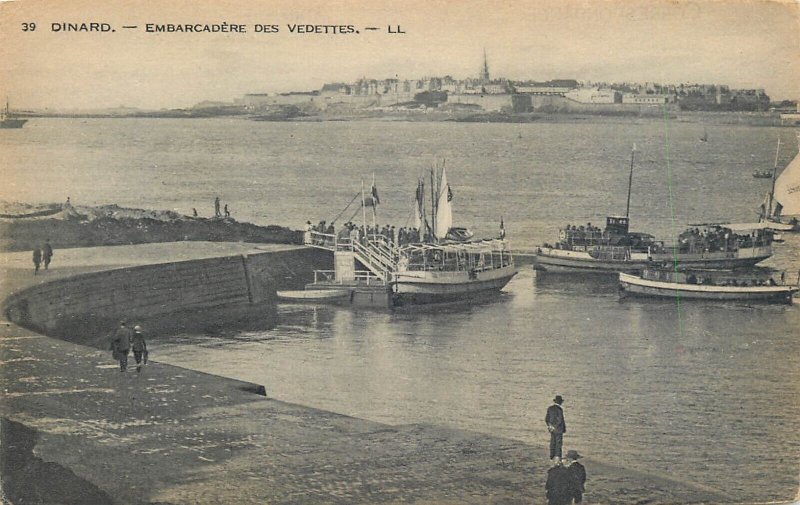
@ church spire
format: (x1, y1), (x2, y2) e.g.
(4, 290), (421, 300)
(480, 48), (490, 83)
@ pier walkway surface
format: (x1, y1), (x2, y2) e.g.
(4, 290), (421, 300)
(1, 243), (735, 504)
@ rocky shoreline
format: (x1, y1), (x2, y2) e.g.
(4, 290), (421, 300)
(0, 201), (299, 252)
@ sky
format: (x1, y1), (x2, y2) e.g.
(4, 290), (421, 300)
(1, 0), (798, 109)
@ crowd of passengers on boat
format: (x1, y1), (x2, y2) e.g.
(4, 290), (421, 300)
(676, 226), (772, 254)
(305, 220), (424, 247)
(543, 222), (657, 250)
(642, 269), (788, 287)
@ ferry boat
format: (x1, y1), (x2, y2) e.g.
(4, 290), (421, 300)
(533, 145), (773, 274)
(305, 166), (517, 307)
(619, 269), (798, 304)
(533, 218), (773, 273)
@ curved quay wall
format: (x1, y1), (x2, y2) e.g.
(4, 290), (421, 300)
(2, 246), (332, 346)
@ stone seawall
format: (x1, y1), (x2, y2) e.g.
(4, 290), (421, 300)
(2, 245), (331, 346)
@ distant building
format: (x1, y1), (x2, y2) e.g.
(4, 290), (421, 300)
(446, 93), (513, 112)
(622, 93), (669, 104)
(565, 88), (620, 104)
(513, 80), (577, 95)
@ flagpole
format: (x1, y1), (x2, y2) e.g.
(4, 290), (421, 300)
(371, 173), (377, 241)
(361, 180), (367, 237)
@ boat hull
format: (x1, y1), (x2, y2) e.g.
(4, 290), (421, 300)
(534, 246), (771, 274)
(618, 273), (797, 304)
(0, 119), (27, 129)
(391, 265), (517, 306)
(277, 289), (351, 301)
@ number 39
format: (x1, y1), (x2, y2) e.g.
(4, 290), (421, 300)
(21, 22), (36, 31)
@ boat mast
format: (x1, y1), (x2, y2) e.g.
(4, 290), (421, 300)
(430, 165), (437, 241)
(771, 138), (781, 193)
(625, 143), (637, 219)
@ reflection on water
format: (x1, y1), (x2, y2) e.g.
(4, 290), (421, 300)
(150, 268), (800, 501)
(532, 271), (619, 297)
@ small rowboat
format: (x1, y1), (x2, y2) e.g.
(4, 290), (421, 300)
(276, 289), (351, 302)
(619, 271), (798, 304)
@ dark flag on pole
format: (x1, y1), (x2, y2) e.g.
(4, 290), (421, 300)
(446, 185), (453, 202)
(500, 216), (506, 239)
(364, 184), (380, 207)
(372, 184), (380, 205)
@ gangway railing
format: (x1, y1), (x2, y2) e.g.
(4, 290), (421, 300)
(306, 230), (397, 281)
(306, 230), (337, 251)
(350, 239), (396, 280)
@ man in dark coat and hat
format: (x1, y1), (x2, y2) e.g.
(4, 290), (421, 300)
(545, 395), (567, 461)
(545, 459), (573, 505)
(110, 321), (132, 372)
(42, 239), (54, 270)
(32, 247), (42, 275)
(565, 449), (586, 503)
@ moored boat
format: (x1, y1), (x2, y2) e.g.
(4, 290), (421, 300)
(619, 269), (798, 304)
(0, 98), (27, 129)
(534, 218), (773, 274)
(392, 239), (516, 306)
(276, 289), (351, 302)
(534, 145), (773, 274)
(306, 165), (517, 307)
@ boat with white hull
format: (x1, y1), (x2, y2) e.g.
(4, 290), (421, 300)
(306, 165), (517, 307)
(392, 239), (516, 306)
(619, 271), (798, 304)
(534, 219), (772, 274)
(534, 145), (773, 274)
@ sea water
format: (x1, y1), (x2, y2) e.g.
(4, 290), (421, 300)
(3, 117), (799, 500)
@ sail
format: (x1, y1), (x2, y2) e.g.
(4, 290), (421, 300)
(773, 135), (800, 217)
(435, 167), (453, 239)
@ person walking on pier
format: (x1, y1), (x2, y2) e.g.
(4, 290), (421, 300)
(565, 450), (586, 503)
(131, 325), (148, 373)
(214, 196), (221, 217)
(32, 247), (42, 275)
(545, 459), (572, 505)
(42, 239), (53, 270)
(224, 204), (230, 218)
(545, 395), (567, 461)
(110, 321), (132, 372)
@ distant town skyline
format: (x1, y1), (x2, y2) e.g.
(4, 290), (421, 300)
(1, 0), (798, 109)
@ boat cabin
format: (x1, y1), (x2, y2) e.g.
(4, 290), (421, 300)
(605, 216), (630, 235)
(398, 240), (513, 273)
(553, 215), (659, 250)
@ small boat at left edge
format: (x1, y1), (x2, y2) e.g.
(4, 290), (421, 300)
(0, 98), (27, 129)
